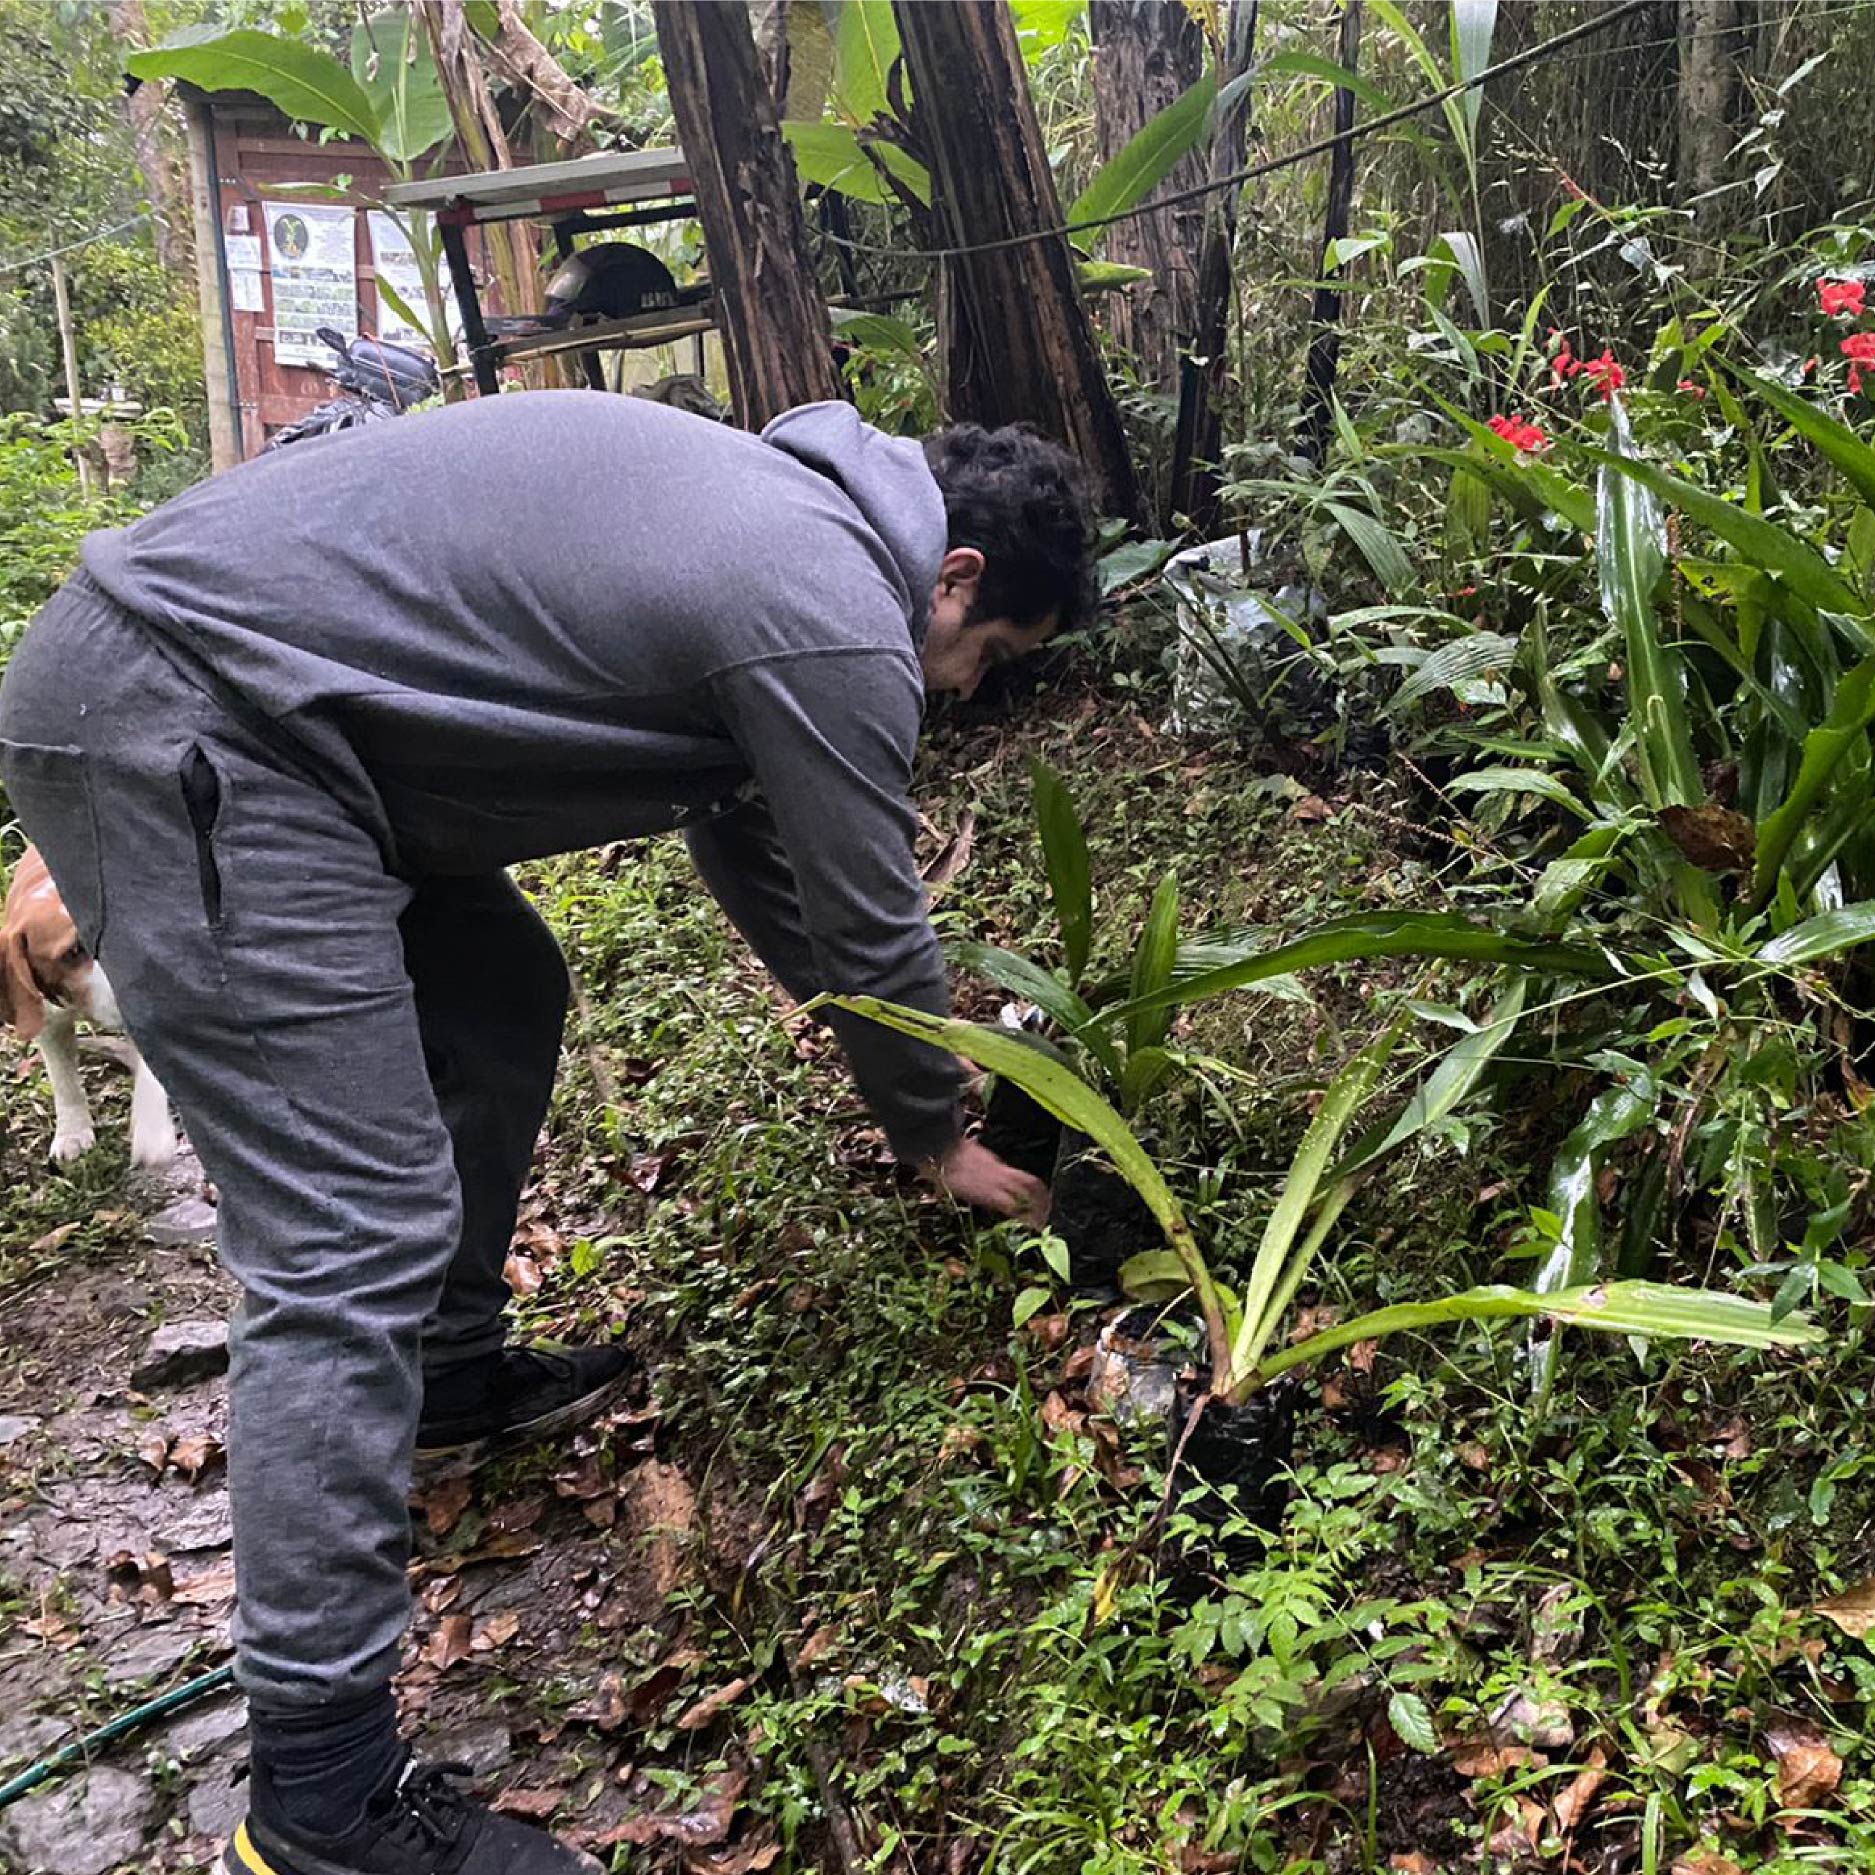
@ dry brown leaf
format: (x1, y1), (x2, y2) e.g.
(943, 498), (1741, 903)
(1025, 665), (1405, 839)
(421, 1576), (461, 1616)
(676, 1676), (752, 1732)
(413, 1474), (472, 1538)
(598, 1767), (747, 1847)
(686, 1835), (782, 1875)
(569, 1671), (629, 1732)
(920, 809), (976, 894)
(503, 1252), (543, 1297)
(168, 1433), (223, 1482)
(1390, 1857), (1441, 1874)
(171, 1559), (237, 1605)
(1671, 1854), (1744, 1875)
(492, 1787), (564, 1820)
(425, 1613), (474, 1670)
(1450, 1741), (1540, 1778)
(1765, 1714), (1843, 1813)
(1814, 1576), (1875, 1640)
(1289, 1304), (1340, 1343)
(1552, 1746), (1608, 1832)
(795, 1625), (840, 1670)
(29, 1221), (82, 1255)
(1291, 794), (1332, 823)
(472, 1610), (520, 1652)
(1348, 1339), (1378, 1374)
(1658, 803), (1756, 874)
(1022, 1312), (1070, 1353)
(136, 1429), (170, 1473)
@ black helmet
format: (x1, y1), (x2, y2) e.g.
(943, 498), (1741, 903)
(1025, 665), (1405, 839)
(544, 243), (681, 323)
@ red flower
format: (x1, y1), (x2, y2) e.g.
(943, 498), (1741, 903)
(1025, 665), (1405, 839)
(1844, 331), (1875, 395)
(1803, 356), (1821, 380)
(1488, 413), (1548, 452)
(1819, 277), (1867, 318)
(1677, 378), (1708, 399)
(1580, 349), (1626, 401)
(1547, 330), (1579, 390)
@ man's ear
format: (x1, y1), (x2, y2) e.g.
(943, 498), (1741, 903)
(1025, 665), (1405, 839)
(2, 926), (45, 1042)
(936, 546), (985, 596)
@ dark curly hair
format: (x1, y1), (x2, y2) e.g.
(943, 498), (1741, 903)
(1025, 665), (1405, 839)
(922, 423), (1099, 635)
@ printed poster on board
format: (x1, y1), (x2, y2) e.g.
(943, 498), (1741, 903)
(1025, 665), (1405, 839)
(366, 213), (460, 352)
(263, 200), (357, 365)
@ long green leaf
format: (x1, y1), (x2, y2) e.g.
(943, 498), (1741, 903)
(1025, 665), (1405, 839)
(822, 995), (1233, 1376)
(1535, 1074), (1658, 1308)
(1326, 501), (1415, 596)
(1450, 0), (1500, 143)
(1231, 1027), (1400, 1385)
(1445, 766), (1590, 815)
(1712, 354), (1875, 512)
(1599, 400), (1702, 810)
(1587, 447), (1871, 632)
(1102, 911), (1611, 1027)
(1125, 874), (1180, 1060)
(1752, 657), (1875, 905)
(128, 30), (380, 144)
(1758, 901), (1875, 967)
(949, 941), (1121, 1084)
(1334, 980), (1527, 1181)
(1255, 48), (1395, 115)
(1391, 630), (1517, 712)
(351, 11), (450, 166)
(1070, 72), (1216, 235)
(1252, 1279), (1822, 1382)
(1031, 758), (1094, 988)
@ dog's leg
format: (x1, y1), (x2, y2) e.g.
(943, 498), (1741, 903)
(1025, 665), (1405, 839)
(129, 1051), (179, 1168)
(39, 1008), (96, 1163)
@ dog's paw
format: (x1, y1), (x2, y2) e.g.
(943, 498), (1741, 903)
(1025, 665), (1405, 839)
(131, 1122), (180, 1170)
(50, 1127), (96, 1165)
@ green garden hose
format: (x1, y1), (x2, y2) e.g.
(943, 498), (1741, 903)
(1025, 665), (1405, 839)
(0, 1663), (236, 1809)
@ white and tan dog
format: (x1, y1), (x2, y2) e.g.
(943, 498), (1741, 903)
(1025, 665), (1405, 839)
(2, 845), (177, 1168)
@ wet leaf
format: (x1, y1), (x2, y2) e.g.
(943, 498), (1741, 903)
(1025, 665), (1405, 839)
(1765, 1714), (1843, 1812)
(676, 1676), (752, 1732)
(1814, 1576), (1875, 1639)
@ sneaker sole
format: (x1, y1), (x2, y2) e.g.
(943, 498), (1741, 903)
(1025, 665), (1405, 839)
(411, 1370), (636, 1477)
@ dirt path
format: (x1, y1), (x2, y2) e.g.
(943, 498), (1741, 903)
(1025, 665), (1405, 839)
(0, 1151), (759, 1875)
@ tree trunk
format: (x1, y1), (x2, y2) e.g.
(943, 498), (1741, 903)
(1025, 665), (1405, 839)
(1168, 0), (1257, 535)
(895, 0), (1141, 522)
(654, 0), (841, 429)
(1678, 0), (1739, 222)
(1088, 0), (1206, 394)
(1296, 0), (1362, 467)
(111, 0), (183, 271)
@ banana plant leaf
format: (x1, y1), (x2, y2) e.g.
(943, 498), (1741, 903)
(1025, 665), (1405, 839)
(129, 30), (381, 144)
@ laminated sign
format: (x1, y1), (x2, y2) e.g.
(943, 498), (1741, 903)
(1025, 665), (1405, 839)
(367, 213), (460, 352)
(263, 200), (358, 366)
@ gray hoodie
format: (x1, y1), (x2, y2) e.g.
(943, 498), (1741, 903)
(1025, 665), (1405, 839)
(81, 391), (962, 1160)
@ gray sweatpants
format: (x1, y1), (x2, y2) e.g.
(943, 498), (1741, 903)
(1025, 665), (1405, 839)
(0, 577), (568, 1708)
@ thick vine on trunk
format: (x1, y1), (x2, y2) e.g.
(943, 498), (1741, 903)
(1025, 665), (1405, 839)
(894, 0), (1142, 522)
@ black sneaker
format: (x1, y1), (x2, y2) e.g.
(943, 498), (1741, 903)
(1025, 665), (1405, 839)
(224, 1757), (600, 1874)
(415, 1342), (636, 1463)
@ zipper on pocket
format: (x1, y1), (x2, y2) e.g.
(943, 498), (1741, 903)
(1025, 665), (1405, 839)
(180, 745), (224, 928)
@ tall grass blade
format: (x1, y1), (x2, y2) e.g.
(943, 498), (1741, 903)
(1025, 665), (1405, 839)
(1126, 874), (1181, 1059)
(1751, 656), (1875, 906)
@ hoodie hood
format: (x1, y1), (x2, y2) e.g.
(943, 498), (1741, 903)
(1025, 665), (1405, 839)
(762, 402), (947, 644)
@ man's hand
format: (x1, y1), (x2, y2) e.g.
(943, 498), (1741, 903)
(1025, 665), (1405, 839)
(928, 1136), (1051, 1223)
